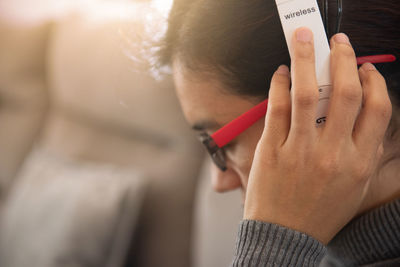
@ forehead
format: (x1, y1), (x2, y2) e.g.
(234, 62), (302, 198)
(172, 61), (258, 129)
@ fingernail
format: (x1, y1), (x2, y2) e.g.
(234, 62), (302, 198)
(334, 33), (350, 45)
(296, 27), (313, 43)
(276, 65), (289, 75)
(362, 62), (376, 71)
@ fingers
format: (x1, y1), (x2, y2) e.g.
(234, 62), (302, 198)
(263, 65), (291, 147)
(353, 63), (392, 154)
(289, 27), (319, 140)
(324, 33), (363, 141)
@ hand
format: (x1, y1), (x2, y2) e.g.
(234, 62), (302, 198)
(243, 27), (392, 244)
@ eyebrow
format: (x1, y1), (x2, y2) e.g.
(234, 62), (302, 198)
(191, 120), (222, 131)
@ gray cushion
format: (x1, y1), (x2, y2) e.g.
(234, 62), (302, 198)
(0, 148), (146, 267)
(191, 158), (243, 267)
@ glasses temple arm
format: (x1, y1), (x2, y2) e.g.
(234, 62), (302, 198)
(211, 100), (268, 148)
(356, 54), (396, 65)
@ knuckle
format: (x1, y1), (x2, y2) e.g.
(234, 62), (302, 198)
(293, 54), (315, 66)
(370, 98), (393, 121)
(272, 72), (290, 85)
(335, 43), (356, 59)
(362, 68), (386, 85)
(294, 89), (318, 107)
(336, 83), (362, 104)
(293, 44), (315, 62)
(269, 102), (290, 117)
(360, 71), (373, 84)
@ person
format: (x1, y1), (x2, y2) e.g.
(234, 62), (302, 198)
(157, 0), (400, 266)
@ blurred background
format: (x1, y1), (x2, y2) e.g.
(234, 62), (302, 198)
(0, 0), (243, 266)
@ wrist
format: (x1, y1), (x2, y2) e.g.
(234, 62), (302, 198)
(233, 220), (327, 266)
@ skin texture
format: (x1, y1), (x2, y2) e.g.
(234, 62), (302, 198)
(173, 28), (394, 244)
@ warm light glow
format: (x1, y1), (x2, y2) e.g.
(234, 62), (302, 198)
(152, 0), (174, 15)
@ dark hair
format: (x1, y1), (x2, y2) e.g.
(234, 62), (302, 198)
(159, 0), (399, 96)
(158, 0), (400, 161)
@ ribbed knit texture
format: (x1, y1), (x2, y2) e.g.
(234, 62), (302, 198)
(328, 199), (400, 266)
(231, 220), (326, 267)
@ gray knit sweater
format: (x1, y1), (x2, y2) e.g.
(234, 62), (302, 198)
(232, 199), (400, 266)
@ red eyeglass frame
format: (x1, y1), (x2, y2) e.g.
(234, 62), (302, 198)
(210, 54), (396, 148)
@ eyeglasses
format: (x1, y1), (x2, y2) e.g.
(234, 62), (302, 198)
(199, 100), (268, 171)
(199, 54), (396, 171)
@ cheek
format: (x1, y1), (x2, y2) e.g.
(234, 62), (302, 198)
(226, 143), (260, 188)
(227, 147), (254, 186)
(226, 120), (264, 186)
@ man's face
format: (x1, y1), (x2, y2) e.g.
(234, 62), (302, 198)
(173, 61), (265, 198)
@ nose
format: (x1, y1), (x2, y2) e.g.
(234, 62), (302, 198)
(210, 164), (242, 193)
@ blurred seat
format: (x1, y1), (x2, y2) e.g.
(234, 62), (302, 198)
(0, 18), (50, 199)
(191, 159), (243, 267)
(0, 1), (205, 267)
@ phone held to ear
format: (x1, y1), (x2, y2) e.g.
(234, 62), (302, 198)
(275, 0), (332, 126)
